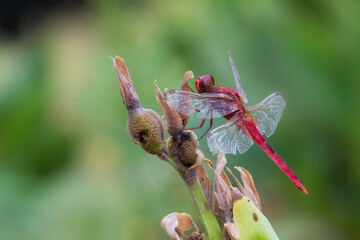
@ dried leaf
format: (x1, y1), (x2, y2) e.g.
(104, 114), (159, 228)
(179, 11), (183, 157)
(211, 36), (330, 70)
(161, 213), (196, 240)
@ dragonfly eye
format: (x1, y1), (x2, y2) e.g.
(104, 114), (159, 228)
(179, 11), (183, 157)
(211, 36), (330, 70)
(208, 75), (215, 86)
(196, 75), (216, 93)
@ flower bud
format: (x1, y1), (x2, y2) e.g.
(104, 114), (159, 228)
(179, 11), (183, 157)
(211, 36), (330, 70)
(165, 130), (199, 167)
(111, 56), (140, 111)
(155, 81), (184, 137)
(178, 71), (194, 127)
(112, 56), (165, 154)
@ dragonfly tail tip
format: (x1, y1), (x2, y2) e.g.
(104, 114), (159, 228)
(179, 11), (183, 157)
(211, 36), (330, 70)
(299, 186), (309, 195)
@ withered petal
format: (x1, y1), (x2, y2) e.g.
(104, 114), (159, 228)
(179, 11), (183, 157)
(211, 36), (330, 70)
(177, 71), (194, 127)
(212, 192), (221, 217)
(229, 186), (243, 206)
(184, 150), (203, 185)
(180, 71), (194, 91)
(216, 155), (231, 188)
(213, 155), (232, 222)
(224, 222), (240, 240)
(203, 158), (214, 169)
(215, 154), (227, 174)
(111, 56), (140, 111)
(235, 167), (261, 211)
(198, 164), (211, 205)
(226, 167), (246, 195)
(161, 212), (196, 240)
(155, 80), (183, 136)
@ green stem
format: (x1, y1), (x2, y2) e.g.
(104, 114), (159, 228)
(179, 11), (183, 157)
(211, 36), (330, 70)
(158, 150), (184, 178)
(159, 152), (224, 239)
(188, 181), (225, 240)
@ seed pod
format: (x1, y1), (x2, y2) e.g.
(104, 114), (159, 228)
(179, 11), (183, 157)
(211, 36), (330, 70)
(127, 108), (165, 154)
(165, 130), (199, 167)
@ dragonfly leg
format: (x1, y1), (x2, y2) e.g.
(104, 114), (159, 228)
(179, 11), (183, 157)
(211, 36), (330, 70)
(187, 86), (195, 93)
(185, 109), (213, 140)
(185, 118), (206, 131)
(199, 118), (213, 140)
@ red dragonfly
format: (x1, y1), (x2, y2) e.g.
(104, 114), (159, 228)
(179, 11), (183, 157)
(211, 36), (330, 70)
(166, 51), (308, 194)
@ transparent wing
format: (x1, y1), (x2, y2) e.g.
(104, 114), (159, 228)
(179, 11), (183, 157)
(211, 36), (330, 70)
(207, 113), (254, 155)
(228, 51), (248, 104)
(247, 92), (286, 138)
(166, 90), (240, 119)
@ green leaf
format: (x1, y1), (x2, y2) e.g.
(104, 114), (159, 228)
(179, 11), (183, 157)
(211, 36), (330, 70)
(233, 197), (279, 240)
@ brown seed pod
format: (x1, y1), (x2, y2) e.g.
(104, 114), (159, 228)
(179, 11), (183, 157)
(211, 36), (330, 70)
(127, 108), (165, 154)
(165, 130), (199, 167)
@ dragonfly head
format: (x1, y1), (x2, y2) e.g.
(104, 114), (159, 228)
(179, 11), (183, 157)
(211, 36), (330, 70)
(195, 75), (215, 93)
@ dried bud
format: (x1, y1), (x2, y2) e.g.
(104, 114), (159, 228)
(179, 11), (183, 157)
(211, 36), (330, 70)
(165, 130), (199, 168)
(111, 56), (165, 154)
(178, 71), (194, 127)
(111, 56), (140, 111)
(155, 81), (184, 136)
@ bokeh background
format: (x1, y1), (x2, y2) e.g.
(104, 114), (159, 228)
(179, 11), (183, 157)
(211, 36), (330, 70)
(1, 0), (359, 239)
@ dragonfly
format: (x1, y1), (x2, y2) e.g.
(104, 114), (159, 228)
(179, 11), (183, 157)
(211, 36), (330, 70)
(166, 51), (308, 194)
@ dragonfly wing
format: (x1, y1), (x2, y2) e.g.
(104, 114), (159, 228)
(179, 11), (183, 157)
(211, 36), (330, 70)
(166, 90), (240, 119)
(207, 113), (254, 155)
(247, 92), (286, 138)
(228, 51), (248, 104)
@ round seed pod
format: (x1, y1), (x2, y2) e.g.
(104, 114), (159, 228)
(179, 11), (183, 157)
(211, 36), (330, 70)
(127, 108), (165, 154)
(166, 130), (199, 167)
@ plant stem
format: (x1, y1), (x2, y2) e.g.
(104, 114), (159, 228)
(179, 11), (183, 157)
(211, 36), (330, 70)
(159, 152), (224, 239)
(188, 181), (224, 240)
(188, 181), (225, 240)
(157, 150), (185, 178)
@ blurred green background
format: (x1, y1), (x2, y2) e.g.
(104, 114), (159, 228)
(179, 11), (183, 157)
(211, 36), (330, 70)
(1, 0), (359, 239)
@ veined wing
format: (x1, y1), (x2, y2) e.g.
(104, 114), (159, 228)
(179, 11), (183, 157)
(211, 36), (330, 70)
(228, 51), (248, 104)
(207, 113), (254, 155)
(166, 90), (240, 119)
(247, 92), (286, 138)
